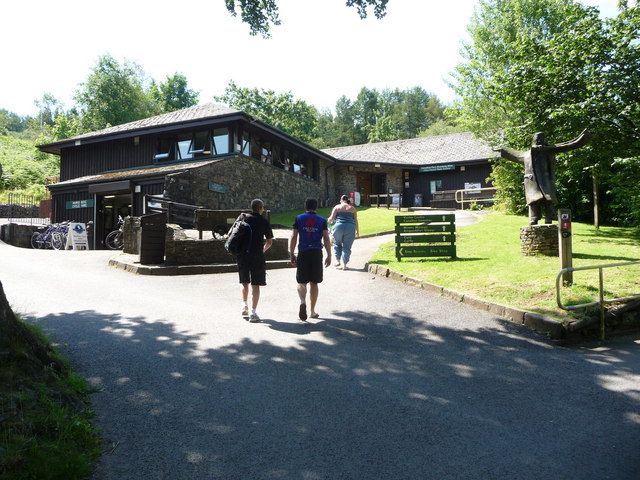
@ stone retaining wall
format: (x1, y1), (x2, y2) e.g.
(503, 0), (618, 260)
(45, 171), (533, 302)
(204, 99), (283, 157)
(0, 204), (39, 218)
(164, 224), (289, 266)
(520, 224), (558, 256)
(0, 223), (41, 248)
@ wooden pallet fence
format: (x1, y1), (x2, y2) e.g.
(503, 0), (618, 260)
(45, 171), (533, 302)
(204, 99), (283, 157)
(395, 214), (456, 261)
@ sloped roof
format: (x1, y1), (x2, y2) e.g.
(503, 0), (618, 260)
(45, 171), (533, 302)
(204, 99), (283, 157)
(322, 133), (498, 166)
(55, 103), (240, 144)
(48, 158), (222, 190)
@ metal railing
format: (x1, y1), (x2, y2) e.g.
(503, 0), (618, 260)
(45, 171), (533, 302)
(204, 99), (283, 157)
(454, 187), (497, 209)
(1, 193), (51, 225)
(369, 194), (402, 210)
(556, 260), (640, 340)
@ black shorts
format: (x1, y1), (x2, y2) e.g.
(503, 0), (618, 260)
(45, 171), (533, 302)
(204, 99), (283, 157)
(238, 254), (267, 286)
(296, 249), (323, 284)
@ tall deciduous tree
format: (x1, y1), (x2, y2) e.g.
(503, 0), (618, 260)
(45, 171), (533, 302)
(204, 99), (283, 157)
(74, 54), (156, 130)
(451, 0), (640, 225)
(150, 73), (200, 113)
(225, 0), (388, 36)
(216, 81), (318, 143)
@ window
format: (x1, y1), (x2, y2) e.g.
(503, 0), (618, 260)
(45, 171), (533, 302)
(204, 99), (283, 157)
(237, 132), (250, 156)
(261, 142), (272, 164)
(430, 180), (442, 192)
(212, 128), (229, 155)
(154, 138), (173, 161)
(176, 135), (193, 160)
(189, 131), (209, 156)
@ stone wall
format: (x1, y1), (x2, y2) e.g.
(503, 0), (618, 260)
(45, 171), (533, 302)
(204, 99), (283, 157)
(0, 204), (40, 218)
(520, 224), (559, 256)
(333, 164), (403, 204)
(164, 224), (289, 266)
(165, 155), (335, 213)
(122, 216), (140, 254)
(0, 223), (41, 248)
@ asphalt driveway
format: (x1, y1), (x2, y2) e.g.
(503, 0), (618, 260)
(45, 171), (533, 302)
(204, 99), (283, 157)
(1, 228), (639, 479)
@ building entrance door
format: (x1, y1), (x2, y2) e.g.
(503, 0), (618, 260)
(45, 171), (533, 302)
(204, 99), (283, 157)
(356, 172), (372, 206)
(96, 194), (132, 249)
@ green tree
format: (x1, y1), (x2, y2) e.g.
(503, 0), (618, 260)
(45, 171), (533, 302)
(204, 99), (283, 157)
(451, 0), (640, 225)
(51, 111), (85, 141)
(150, 73), (200, 113)
(33, 93), (62, 128)
(225, 0), (388, 37)
(216, 81), (317, 143)
(74, 54), (155, 130)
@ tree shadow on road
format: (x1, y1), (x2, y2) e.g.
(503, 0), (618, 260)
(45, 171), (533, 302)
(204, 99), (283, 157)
(32, 308), (640, 480)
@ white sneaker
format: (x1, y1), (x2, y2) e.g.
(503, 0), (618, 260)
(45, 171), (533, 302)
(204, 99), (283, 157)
(249, 312), (260, 323)
(241, 305), (249, 317)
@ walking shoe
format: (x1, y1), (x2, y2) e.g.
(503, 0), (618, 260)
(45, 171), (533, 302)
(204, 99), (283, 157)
(299, 303), (308, 321)
(249, 312), (260, 323)
(241, 305), (249, 317)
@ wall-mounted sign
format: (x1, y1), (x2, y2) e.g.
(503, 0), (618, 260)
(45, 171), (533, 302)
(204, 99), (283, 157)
(464, 182), (482, 193)
(66, 199), (95, 209)
(208, 182), (227, 193)
(419, 164), (456, 173)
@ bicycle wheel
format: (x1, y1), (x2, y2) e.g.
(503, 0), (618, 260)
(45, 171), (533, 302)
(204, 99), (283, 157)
(113, 231), (124, 250)
(51, 232), (65, 250)
(31, 232), (42, 249)
(105, 230), (121, 250)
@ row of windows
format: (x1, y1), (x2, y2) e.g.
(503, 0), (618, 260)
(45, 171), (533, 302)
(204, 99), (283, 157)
(153, 128), (318, 180)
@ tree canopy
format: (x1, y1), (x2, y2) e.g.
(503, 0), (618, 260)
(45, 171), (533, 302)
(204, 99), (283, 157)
(451, 0), (640, 224)
(225, 0), (389, 36)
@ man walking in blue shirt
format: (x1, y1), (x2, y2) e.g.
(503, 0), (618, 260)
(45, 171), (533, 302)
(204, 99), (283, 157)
(289, 198), (332, 321)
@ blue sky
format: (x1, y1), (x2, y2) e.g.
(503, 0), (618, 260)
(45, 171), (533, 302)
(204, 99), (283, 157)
(0, 0), (621, 117)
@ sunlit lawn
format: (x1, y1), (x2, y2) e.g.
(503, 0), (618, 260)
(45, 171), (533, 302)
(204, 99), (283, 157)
(369, 211), (640, 319)
(270, 206), (408, 236)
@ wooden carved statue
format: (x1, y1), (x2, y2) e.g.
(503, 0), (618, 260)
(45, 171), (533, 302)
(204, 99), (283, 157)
(495, 129), (591, 225)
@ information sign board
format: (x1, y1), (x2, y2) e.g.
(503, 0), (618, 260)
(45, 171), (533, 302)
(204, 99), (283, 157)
(394, 214), (456, 260)
(65, 223), (89, 250)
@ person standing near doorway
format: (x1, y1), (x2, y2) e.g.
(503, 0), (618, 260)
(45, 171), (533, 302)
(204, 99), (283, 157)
(239, 199), (273, 322)
(289, 198), (332, 321)
(327, 194), (359, 270)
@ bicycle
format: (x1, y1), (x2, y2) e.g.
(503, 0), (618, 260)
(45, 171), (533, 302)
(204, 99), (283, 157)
(105, 215), (125, 250)
(30, 222), (68, 250)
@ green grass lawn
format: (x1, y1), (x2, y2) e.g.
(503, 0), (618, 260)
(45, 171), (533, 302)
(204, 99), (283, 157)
(369, 212), (640, 319)
(270, 206), (408, 236)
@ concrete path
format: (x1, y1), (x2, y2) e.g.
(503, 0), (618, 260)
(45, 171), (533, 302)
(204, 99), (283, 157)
(1, 224), (639, 479)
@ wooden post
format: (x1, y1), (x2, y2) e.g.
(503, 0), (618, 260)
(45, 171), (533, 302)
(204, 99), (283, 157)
(558, 209), (573, 286)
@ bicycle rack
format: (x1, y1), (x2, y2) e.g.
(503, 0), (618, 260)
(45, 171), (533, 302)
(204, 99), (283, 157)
(556, 260), (640, 340)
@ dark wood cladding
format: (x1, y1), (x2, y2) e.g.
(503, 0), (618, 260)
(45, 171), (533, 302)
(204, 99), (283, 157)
(60, 136), (155, 181)
(406, 162), (493, 203)
(52, 190), (93, 224)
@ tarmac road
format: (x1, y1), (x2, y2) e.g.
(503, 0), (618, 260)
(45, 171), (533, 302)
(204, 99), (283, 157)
(1, 218), (639, 479)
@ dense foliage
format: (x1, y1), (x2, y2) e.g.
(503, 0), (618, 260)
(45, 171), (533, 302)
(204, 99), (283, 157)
(225, 0), (388, 36)
(452, 0), (640, 225)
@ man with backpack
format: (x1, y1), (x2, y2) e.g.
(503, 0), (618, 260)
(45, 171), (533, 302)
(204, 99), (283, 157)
(289, 198), (332, 321)
(230, 199), (273, 322)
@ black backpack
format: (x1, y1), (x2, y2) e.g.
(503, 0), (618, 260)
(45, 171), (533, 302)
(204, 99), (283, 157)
(225, 214), (252, 255)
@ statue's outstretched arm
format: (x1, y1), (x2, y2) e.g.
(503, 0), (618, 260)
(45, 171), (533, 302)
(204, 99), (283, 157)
(550, 129), (591, 153)
(493, 147), (524, 163)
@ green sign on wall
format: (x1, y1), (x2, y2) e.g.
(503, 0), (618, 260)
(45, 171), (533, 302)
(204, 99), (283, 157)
(208, 182), (227, 193)
(66, 199), (95, 209)
(418, 164), (456, 173)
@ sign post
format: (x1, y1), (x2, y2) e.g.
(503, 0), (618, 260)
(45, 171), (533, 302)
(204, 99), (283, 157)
(395, 214), (456, 261)
(558, 209), (573, 286)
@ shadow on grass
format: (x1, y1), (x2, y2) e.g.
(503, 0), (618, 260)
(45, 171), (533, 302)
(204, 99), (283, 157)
(572, 252), (640, 262)
(30, 308), (640, 480)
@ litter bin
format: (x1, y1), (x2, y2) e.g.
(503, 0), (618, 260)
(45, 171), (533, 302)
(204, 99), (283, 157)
(414, 193), (423, 207)
(138, 213), (166, 265)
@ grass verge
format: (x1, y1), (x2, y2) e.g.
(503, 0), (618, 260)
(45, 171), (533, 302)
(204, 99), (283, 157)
(0, 318), (101, 480)
(369, 212), (640, 319)
(270, 206), (408, 236)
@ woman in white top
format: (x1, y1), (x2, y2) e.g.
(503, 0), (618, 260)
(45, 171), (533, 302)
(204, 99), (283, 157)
(327, 195), (360, 269)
